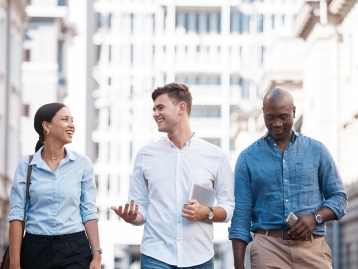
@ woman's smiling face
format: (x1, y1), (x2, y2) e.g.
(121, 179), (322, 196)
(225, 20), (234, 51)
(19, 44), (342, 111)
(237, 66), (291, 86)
(45, 107), (75, 145)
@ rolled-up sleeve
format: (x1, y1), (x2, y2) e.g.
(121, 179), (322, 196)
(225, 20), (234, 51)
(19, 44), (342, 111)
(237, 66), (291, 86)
(80, 157), (99, 223)
(229, 151), (253, 244)
(128, 150), (149, 225)
(8, 158), (27, 222)
(214, 152), (234, 223)
(319, 144), (348, 220)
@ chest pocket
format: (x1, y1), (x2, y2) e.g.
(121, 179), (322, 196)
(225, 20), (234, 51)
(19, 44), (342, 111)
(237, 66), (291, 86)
(295, 162), (314, 186)
(189, 169), (214, 189)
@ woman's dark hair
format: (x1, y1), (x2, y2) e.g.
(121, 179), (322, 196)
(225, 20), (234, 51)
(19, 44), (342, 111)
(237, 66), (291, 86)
(34, 103), (67, 152)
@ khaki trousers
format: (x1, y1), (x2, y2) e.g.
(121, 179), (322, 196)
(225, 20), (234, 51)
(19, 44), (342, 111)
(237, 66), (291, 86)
(250, 234), (332, 269)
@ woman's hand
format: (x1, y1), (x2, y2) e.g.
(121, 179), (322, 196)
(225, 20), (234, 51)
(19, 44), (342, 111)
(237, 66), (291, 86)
(89, 251), (101, 269)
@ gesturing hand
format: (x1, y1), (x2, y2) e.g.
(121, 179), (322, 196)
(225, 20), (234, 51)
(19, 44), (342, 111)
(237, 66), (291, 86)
(287, 213), (317, 240)
(111, 200), (138, 224)
(182, 199), (209, 221)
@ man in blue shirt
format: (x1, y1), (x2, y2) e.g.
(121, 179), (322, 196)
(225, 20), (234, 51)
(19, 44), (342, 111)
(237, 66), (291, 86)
(229, 88), (348, 269)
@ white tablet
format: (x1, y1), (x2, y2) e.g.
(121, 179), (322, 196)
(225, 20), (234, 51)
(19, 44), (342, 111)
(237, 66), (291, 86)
(189, 182), (216, 207)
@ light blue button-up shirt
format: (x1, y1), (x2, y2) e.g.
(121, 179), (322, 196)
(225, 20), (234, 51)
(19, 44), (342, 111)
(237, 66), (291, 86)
(229, 131), (348, 244)
(9, 146), (99, 235)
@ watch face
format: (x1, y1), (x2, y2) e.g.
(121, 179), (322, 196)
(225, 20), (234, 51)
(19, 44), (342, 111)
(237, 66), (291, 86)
(208, 212), (214, 219)
(316, 215), (323, 224)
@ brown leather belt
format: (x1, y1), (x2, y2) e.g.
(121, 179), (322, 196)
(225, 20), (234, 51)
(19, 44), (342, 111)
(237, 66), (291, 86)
(254, 229), (323, 240)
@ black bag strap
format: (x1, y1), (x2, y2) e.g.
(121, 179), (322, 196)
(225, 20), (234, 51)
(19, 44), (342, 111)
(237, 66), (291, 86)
(22, 155), (33, 233)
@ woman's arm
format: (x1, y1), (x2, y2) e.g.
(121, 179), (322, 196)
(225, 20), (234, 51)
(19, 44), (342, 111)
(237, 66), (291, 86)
(84, 220), (101, 269)
(9, 220), (23, 269)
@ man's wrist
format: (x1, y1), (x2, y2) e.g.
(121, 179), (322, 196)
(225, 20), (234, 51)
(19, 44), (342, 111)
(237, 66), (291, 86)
(92, 251), (102, 261)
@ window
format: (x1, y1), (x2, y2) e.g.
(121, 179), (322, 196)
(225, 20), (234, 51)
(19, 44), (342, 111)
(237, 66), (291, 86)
(108, 109), (111, 125)
(260, 46), (265, 63)
(206, 13), (211, 33)
(152, 13), (155, 32)
(217, 13), (221, 33)
(108, 13), (112, 28)
(257, 15), (264, 33)
(216, 77), (221, 85)
(184, 13), (189, 33)
(195, 76), (200, 85)
(130, 13), (134, 32)
(238, 12), (244, 34)
(130, 45), (134, 63)
(107, 208), (110, 220)
(107, 175), (111, 192)
(108, 142), (111, 161)
(191, 106), (221, 117)
(57, 40), (64, 73)
(271, 15), (275, 29)
(195, 13), (200, 33)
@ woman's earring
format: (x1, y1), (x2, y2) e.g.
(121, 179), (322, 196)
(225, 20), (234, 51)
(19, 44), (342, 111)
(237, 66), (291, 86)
(47, 130), (50, 135)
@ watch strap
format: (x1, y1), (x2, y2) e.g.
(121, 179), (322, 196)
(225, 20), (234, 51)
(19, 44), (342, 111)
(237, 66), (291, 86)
(91, 248), (102, 254)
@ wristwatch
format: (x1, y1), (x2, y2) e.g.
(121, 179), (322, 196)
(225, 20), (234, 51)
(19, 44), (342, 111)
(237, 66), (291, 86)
(206, 207), (214, 220)
(91, 248), (102, 254)
(312, 213), (323, 225)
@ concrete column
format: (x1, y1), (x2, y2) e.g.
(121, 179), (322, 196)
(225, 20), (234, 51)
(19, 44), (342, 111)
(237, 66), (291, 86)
(221, 0), (230, 153)
(165, 1), (175, 83)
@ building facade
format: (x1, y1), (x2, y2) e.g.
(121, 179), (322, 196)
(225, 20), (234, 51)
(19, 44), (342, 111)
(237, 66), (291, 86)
(0, 0), (27, 256)
(91, 0), (302, 268)
(21, 0), (76, 156)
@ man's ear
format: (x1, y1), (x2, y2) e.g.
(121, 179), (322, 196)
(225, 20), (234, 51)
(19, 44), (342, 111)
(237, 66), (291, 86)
(293, 106), (296, 118)
(178, 102), (186, 115)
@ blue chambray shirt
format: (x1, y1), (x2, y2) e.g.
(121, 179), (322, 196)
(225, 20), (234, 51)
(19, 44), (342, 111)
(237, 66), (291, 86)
(229, 131), (348, 244)
(8, 146), (99, 235)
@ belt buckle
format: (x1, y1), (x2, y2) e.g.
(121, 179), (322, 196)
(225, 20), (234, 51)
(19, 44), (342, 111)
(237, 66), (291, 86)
(281, 230), (284, 239)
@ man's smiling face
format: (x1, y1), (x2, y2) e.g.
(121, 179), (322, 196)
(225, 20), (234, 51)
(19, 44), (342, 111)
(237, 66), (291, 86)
(153, 93), (181, 134)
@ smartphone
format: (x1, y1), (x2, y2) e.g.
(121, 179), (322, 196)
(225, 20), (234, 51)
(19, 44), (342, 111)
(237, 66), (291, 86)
(285, 212), (299, 228)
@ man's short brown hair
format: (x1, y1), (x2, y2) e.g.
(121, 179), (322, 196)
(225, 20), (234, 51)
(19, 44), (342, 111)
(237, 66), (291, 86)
(152, 83), (193, 115)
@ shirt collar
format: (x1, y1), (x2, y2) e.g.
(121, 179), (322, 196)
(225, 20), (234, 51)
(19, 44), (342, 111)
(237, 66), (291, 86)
(164, 132), (198, 149)
(30, 146), (76, 166)
(264, 129), (299, 143)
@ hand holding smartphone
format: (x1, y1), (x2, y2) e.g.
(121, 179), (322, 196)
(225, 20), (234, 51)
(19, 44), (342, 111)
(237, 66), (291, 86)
(285, 212), (299, 228)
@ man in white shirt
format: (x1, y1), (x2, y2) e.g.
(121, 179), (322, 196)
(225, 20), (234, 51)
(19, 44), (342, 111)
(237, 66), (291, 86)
(111, 83), (234, 268)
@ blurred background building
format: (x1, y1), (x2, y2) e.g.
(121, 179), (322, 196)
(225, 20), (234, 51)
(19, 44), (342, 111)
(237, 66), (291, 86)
(0, 0), (358, 268)
(21, 0), (76, 155)
(0, 0), (27, 254)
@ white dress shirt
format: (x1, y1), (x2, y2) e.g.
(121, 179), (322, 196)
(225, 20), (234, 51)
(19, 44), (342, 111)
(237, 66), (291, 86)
(128, 133), (234, 267)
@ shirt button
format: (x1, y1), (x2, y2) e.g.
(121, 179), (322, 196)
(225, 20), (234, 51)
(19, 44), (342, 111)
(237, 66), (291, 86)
(274, 144), (276, 146)
(283, 160), (286, 163)
(285, 199), (288, 202)
(284, 180), (287, 183)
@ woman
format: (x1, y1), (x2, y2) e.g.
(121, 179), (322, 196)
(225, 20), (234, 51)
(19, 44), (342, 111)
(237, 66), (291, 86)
(8, 103), (101, 269)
